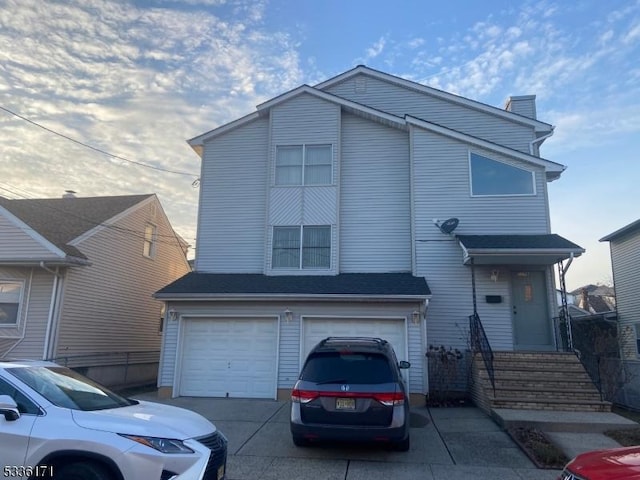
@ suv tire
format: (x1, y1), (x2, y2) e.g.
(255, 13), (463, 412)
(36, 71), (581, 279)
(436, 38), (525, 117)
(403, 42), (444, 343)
(292, 435), (310, 447)
(52, 461), (113, 480)
(394, 435), (410, 452)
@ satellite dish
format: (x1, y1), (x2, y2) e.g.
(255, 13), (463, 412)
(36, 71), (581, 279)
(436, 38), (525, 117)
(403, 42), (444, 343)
(439, 217), (459, 234)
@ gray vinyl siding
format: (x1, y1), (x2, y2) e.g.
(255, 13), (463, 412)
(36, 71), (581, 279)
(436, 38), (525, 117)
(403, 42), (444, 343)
(267, 93), (340, 274)
(610, 229), (640, 356)
(159, 300), (426, 394)
(0, 267), (56, 359)
(55, 199), (190, 360)
(196, 117), (269, 273)
(413, 127), (550, 350)
(340, 113), (411, 272)
(325, 74), (535, 154)
(0, 214), (59, 260)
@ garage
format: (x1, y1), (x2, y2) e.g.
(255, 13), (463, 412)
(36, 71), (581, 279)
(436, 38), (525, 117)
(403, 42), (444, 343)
(178, 317), (279, 398)
(301, 317), (407, 364)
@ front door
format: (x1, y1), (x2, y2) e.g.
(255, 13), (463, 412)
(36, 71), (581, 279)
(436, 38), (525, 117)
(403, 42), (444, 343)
(511, 270), (552, 350)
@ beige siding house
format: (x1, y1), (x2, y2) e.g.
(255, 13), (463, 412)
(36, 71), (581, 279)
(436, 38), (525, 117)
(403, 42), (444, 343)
(0, 194), (190, 387)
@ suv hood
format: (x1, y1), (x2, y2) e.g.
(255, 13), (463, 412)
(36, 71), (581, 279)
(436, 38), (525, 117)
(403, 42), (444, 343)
(71, 400), (216, 440)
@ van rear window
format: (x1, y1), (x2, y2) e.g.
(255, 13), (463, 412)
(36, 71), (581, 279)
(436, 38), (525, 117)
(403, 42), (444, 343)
(301, 352), (394, 384)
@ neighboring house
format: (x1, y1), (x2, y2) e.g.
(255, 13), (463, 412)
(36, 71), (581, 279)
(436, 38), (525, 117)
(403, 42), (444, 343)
(569, 284), (616, 315)
(155, 65), (584, 403)
(0, 193), (191, 387)
(601, 220), (640, 366)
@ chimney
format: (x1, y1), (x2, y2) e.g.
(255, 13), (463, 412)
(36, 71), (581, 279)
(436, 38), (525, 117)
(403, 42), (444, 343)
(505, 95), (537, 119)
(581, 288), (591, 313)
(62, 190), (76, 199)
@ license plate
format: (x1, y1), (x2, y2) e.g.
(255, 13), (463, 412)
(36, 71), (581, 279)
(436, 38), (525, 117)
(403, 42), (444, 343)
(217, 464), (225, 480)
(336, 397), (355, 410)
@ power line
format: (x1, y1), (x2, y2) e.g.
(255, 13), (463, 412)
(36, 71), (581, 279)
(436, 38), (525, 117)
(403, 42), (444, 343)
(0, 105), (199, 178)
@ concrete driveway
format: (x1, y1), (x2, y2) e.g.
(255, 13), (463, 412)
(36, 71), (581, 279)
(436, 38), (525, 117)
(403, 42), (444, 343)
(135, 393), (562, 480)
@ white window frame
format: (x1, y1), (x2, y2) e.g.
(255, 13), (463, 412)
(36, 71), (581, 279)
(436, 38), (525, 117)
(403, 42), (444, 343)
(0, 280), (24, 327)
(468, 151), (536, 197)
(143, 223), (158, 259)
(275, 144), (333, 186)
(272, 225), (331, 270)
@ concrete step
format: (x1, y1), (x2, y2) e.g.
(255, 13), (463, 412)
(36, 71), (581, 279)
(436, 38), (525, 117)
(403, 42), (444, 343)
(491, 408), (635, 433)
(491, 395), (611, 412)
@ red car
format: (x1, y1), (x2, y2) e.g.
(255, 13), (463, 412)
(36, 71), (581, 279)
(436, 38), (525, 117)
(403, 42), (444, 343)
(559, 446), (640, 480)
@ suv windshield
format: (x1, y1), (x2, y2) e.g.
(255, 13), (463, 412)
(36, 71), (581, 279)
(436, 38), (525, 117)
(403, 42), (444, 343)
(301, 352), (394, 384)
(8, 366), (137, 411)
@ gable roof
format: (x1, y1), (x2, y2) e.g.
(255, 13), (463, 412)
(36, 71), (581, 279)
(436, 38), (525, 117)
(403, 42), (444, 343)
(600, 218), (640, 242)
(188, 84), (564, 180)
(155, 272), (431, 300)
(315, 65), (554, 132)
(0, 194), (153, 262)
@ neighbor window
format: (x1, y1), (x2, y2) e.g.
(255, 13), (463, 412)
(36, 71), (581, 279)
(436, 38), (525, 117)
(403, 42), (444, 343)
(143, 223), (157, 258)
(469, 152), (535, 196)
(0, 281), (22, 326)
(272, 226), (331, 269)
(635, 324), (640, 357)
(275, 144), (332, 185)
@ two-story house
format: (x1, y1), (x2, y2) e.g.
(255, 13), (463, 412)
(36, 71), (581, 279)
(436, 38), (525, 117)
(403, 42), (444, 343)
(0, 193), (191, 387)
(155, 66), (584, 404)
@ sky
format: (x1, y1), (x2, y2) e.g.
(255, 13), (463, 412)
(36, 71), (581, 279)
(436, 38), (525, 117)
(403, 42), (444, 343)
(1, 0), (639, 291)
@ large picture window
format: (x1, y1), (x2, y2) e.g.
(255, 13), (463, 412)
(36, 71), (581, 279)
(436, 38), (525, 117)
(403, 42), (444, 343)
(0, 282), (22, 326)
(275, 144), (332, 186)
(469, 152), (535, 196)
(272, 226), (331, 269)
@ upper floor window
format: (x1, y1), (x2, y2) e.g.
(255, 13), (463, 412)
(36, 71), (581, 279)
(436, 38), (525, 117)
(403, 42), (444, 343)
(272, 225), (331, 269)
(469, 152), (535, 196)
(143, 223), (157, 258)
(275, 144), (332, 186)
(0, 281), (22, 326)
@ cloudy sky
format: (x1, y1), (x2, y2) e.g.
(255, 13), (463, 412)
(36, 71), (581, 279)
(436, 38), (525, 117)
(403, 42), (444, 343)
(1, 0), (638, 290)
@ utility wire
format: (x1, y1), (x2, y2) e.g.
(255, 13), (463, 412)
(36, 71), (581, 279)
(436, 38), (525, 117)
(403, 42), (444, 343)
(0, 105), (198, 178)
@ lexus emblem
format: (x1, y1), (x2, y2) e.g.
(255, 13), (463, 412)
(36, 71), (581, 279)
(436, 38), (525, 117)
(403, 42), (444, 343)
(340, 385), (350, 392)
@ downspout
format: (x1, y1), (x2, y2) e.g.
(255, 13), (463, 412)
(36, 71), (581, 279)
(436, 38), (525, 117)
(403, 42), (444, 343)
(529, 127), (555, 156)
(41, 262), (63, 360)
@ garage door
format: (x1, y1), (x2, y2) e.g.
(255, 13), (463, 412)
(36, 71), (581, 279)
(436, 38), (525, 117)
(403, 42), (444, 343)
(302, 318), (407, 364)
(179, 317), (278, 398)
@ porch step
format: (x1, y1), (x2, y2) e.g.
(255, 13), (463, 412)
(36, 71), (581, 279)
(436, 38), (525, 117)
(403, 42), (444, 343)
(471, 351), (611, 413)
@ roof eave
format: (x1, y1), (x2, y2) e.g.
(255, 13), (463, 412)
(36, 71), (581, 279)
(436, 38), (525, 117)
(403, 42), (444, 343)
(600, 219), (640, 242)
(154, 293), (431, 302)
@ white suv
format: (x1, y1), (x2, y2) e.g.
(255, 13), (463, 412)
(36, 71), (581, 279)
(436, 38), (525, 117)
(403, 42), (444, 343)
(0, 360), (227, 480)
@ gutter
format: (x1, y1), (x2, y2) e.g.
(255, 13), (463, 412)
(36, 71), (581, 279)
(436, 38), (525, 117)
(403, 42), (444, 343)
(153, 293), (432, 302)
(529, 126), (555, 155)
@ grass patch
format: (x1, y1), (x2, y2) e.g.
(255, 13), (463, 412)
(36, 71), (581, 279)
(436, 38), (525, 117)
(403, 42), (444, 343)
(507, 427), (569, 469)
(604, 406), (640, 446)
(604, 427), (640, 446)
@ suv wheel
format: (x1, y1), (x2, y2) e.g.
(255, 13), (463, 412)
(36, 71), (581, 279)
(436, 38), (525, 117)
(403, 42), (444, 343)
(52, 462), (113, 480)
(292, 435), (310, 447)
(394, 435), (410, 452)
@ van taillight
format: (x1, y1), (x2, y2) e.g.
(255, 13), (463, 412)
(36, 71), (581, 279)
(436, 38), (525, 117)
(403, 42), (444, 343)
(291, 389), (319, 403)
(372, 392), (405, 406)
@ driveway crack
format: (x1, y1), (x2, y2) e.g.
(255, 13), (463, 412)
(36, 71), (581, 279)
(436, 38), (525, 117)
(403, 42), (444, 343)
(427, 406), (457, 465)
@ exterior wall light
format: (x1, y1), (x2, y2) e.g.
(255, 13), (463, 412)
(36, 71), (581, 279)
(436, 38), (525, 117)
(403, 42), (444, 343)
(284, 309), (293, 322)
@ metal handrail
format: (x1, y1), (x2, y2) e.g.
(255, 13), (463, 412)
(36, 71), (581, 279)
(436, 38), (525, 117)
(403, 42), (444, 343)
(47, 350), (160, 368)
(469, 312), (495, 394)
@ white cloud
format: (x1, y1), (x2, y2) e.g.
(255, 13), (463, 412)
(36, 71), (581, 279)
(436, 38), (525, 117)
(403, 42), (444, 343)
(365, 36), (386, 60)
(0, 0), (302, 250)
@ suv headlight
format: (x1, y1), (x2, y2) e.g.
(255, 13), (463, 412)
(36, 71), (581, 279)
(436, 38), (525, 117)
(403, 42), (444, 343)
(119, 434), (194, 454)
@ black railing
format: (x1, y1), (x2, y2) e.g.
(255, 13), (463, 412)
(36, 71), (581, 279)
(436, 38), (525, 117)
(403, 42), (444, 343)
(469, 312), (495, 394)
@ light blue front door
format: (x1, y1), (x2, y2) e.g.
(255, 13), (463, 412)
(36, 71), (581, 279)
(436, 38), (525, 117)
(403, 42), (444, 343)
(511, 270), (552, 350)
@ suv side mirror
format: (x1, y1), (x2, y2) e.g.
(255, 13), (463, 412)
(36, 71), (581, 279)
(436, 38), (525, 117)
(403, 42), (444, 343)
(398, 361), (411, 369)
(0, 395), (20, 421)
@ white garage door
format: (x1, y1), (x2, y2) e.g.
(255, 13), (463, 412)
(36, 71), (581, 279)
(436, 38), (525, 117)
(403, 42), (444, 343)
(179, 317), (278, 398)
(302, 318), (407, 364)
